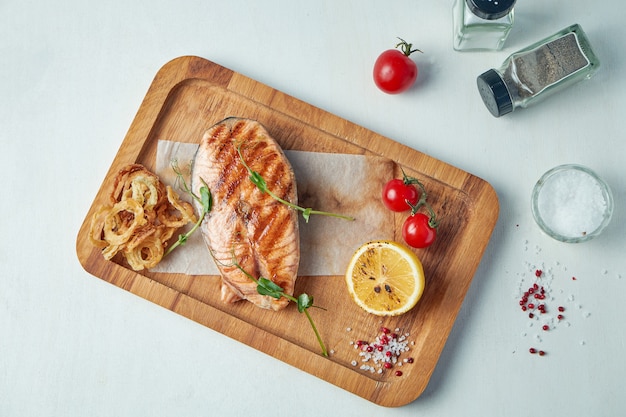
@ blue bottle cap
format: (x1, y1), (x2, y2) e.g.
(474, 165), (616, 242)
(467, 0), (516, 20)
(477, 69), (513, 117)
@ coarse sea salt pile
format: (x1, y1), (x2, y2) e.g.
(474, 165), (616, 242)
(348, 327), (414, 376)
(536, 168), (607, 238)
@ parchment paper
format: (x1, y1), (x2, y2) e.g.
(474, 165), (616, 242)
(152, 140), (394, 276)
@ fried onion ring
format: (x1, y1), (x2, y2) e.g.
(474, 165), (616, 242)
(103, 198), (146, 246)
(89, 163), (196, 271)
(155, 223), (177, 243)
(130, 175), (160, 210)
(157, 186), (197, 228)
(124, 235), (164, 270)
(88, 205), (112, 248)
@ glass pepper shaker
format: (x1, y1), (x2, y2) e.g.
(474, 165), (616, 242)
(453, 0), (516, 51)
(476, 24), (601, 117)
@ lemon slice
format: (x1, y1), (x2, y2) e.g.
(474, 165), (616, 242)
(345, 240), (425, 316)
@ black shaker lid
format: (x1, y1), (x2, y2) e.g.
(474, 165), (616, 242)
(467, 0), (516, 20)
(477, 69), (513, 117)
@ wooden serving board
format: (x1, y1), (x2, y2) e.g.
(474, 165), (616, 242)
(76, 56), (499, 407)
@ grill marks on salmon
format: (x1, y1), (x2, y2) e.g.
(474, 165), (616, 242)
(191, 118), (300, 311)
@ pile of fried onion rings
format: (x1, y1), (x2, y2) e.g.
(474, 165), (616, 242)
(89, 164), (197, 270)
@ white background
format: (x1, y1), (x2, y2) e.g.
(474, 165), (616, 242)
(2, 1), (625, 415)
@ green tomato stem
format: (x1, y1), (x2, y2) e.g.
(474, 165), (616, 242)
(401, 167), (439, 228)
(396, 37), (422, 56)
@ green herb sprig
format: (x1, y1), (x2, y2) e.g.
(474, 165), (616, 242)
(232, 259), (328, 357)
(164, 160), (212, 257)
(166, 158), (328, 357)
(237, 144), (355, 223)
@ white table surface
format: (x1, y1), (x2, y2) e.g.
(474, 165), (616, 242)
(2, 1), (625, 415)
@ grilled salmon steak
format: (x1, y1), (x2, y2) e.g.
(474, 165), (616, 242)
(191, 118), (300, 311)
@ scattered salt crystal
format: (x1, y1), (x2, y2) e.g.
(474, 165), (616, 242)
(346, 327), (352, 332)
(580, 340), (586, 346)
(349, 327), (414, 375)
(582, 311), (591, 318)
(536, 167), (607, 238)
(351, 360), (357, 366)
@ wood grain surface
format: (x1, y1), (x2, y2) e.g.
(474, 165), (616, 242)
(76, 56), (499, 407)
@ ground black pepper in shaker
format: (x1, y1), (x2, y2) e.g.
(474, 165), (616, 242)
(476, 24), (600, 117)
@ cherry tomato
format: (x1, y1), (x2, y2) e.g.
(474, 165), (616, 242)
(373, 38), (421, 94)
(382, 178), (419, 212)
(402, 212), (437, 249)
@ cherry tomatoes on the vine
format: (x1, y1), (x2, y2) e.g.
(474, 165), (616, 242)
(382, 178), (419, 212)
(402, 213), (437, 249)
(373, 38), (421, 94)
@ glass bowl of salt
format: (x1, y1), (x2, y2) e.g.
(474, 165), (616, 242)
(531, 164), (613, 243)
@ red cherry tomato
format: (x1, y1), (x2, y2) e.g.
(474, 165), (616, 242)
(382, 178), (419, 212)
(402, 213), (437, 249)
(373, 38), (421, 94)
